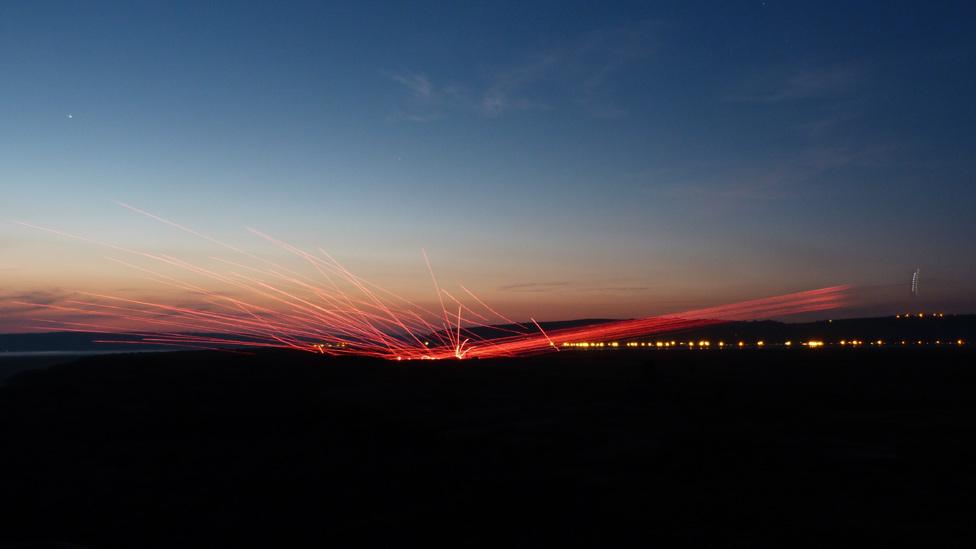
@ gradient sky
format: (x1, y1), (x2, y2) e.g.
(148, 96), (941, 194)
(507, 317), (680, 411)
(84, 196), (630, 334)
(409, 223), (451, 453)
(2, 1), (975, 331)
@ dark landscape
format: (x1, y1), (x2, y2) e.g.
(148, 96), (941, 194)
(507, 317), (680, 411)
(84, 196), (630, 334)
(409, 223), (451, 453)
(3, 314), (972, 354)
(2, 345), (974, 547)
(4, 2), (976, 547)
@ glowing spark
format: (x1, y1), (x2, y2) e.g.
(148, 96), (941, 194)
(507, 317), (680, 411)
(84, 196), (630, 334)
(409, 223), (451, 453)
(9, 206), (854, 361)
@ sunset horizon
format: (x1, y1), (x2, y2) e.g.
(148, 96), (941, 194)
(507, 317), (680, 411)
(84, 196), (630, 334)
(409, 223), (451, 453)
(2, 2), (974, 547)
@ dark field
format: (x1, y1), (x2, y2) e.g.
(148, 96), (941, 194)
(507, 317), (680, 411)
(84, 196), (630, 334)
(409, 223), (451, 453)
(1, 348), (974, 547)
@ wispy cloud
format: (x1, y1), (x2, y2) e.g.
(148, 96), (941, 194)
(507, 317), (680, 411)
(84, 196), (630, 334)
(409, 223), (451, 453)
(389, 70), (434, 99)
(650, 141), (899, 202)
(386, 69), (465, 122)
(498, 281), (570, 292)
(479, 52), (561, 117)
(0, 287), (270, 333)
(1, 289), (74, 306)
(388, 22), (658, 121)
(727, 65), (864, 103)
(585, 285), (650, 293)
(479, 24), (655, 118)
(646, 64), (882, 201)
(796, 108), (860, 138)
(498, 280), (653, 295)
(0, 289), (78, 324)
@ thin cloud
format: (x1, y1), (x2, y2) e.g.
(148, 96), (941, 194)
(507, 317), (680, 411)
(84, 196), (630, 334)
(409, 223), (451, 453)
(796, 108), (860, 137)
(584, 286), (650, 293)
(0, 289), (75, 307)
(479, 23), (656, 118)
(499, 281), (570, 292)
(387, 112), (443, 124)
(480, 52), (560, 117)
(650, 141), (899, 202)
(389, 70), (434, 99)
(728, 66), (864, 103)
(386, 70), (465, 122)
(388, 22), (658, 121)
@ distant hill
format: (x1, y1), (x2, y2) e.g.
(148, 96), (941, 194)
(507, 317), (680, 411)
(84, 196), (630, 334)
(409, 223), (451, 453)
(2, 315), (973, 353)
(405, 314), (974, 346)
(664, 315), (976, 345)
(0, 331), (170, 353)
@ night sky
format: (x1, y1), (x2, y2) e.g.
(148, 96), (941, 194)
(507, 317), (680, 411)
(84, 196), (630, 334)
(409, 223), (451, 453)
(2, 1), (975, 330)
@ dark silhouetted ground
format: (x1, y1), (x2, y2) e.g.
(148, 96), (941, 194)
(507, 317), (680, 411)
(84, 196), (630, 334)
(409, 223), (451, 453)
(1, 348), (974, 547)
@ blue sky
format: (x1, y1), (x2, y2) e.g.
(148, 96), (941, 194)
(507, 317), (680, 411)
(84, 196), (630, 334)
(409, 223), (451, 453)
(2, 1), (975, 327)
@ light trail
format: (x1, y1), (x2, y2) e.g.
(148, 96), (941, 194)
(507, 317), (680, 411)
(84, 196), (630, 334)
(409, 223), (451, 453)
(9, 205), (853, 360)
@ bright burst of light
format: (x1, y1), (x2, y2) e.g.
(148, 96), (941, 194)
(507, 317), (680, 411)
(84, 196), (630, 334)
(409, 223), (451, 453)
(11, 205), (853, 360)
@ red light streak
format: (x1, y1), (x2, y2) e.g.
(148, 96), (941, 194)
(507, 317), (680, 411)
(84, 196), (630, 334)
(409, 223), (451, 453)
(9, 206), (852, 360)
